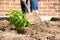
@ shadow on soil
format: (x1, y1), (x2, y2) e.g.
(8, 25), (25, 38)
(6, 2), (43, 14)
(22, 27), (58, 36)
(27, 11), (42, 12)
(10, 28), (26, 34)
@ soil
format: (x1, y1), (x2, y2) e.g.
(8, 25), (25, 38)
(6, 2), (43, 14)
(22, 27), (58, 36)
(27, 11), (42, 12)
(0, 20), (60, 40)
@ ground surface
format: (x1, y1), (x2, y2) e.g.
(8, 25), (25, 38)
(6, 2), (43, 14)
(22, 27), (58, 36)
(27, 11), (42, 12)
(0, 20), (60, 40)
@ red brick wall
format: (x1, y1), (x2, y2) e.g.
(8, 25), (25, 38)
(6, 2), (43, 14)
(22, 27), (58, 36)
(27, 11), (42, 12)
(38, 0), (60, 17)
(0, 0), (60, 17)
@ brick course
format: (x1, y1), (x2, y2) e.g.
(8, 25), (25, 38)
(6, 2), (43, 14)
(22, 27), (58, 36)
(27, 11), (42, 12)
(0, 0), (60, 17)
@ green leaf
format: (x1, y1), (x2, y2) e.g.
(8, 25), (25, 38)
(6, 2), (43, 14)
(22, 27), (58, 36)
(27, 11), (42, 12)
(7, 10), (32, 30)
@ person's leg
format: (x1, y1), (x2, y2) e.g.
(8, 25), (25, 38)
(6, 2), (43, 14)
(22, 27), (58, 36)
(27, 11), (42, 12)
(20, 0), (28, 13)
(25, 0), (28, 13)
(30, 0), (38, 14)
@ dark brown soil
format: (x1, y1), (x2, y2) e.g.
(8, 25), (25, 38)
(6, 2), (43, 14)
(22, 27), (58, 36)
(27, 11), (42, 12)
(0, 20), (60, 40)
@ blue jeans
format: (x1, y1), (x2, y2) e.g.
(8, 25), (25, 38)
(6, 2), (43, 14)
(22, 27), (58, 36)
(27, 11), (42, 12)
(30, 0), (38, 12)
(20, 0), (28, 13)
(21, 0), (38, 13)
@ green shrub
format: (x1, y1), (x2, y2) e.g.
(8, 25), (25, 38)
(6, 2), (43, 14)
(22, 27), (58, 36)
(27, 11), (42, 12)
(7, 10), (32, 30)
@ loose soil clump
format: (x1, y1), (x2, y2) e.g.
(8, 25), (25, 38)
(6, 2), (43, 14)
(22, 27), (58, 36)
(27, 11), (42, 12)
(0, 20), (60, 40)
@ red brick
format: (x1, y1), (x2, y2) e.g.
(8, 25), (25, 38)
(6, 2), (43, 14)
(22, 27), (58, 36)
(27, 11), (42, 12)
(15, 0), (20, 2)
(4, 2), (10, 5)
(38, 2), (52, 7)
(53, 2), (60, 6)
(0, 13), (5, 16)
(58, 13), (60, 17)
(55, 9), (60, 12)
(58, 6), (60, 9)
(48, 6), (57, 9)
(47, 13), (58, 16)
(11, 2), (20, 5)
(0, 9), (5, 12)
(48, 0), (59, 2)
(42, 10), (52, 13)
(5, 5), (15, 10)
(6, 0), (15, 2)
(14, 6), (21, 10)
(0, 0), (4, 1)
(0, 1), (4, 5)
(39, 0), (48, 2)
(0, 0), (59, 17)
(0, 5), (4, 10)
(38, 7), (48, 9)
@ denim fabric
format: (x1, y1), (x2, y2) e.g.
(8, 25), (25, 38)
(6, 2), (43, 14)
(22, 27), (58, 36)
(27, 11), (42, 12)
(30, 0), (38, 12)
(20, 0), (28, 13)
(20, 0), (38, 13)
